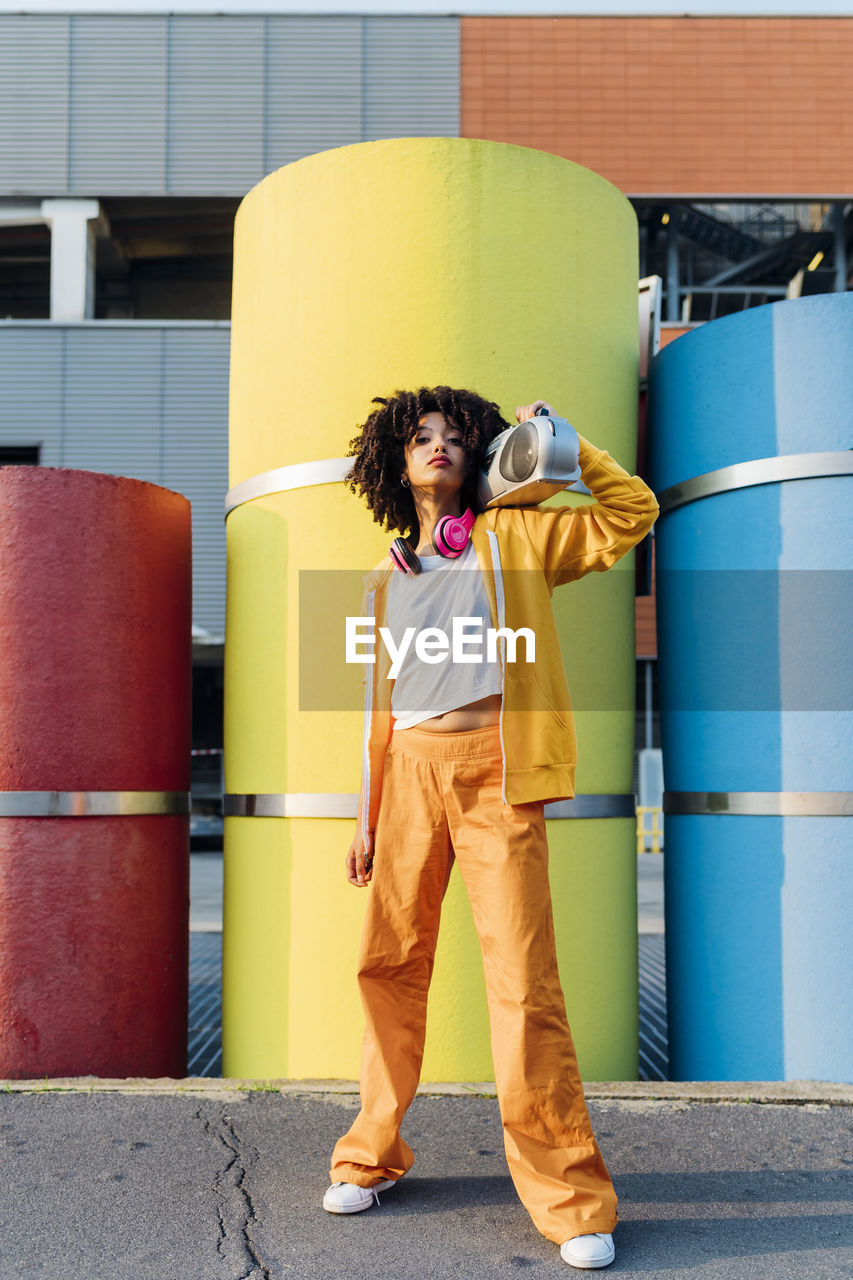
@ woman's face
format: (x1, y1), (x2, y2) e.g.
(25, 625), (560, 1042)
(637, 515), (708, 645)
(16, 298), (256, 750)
(403, 411), (467, 496)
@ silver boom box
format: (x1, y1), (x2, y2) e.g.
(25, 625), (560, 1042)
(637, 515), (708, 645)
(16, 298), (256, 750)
(478, 409), (585, 508)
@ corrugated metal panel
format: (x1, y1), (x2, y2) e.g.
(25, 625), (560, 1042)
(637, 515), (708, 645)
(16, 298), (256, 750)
(69, 16), (167, 195)
(168, 15), (265, 195)
(0, 326), (65, 461)
(161, 328), (229, 633)
(0, 323), (228, 634)
(0, 15), (69, 194)
(363, 17), (459, 141)
(265, 16), (363, 169)
(0, 13), (459, 197)
(62, 328), (163, 478)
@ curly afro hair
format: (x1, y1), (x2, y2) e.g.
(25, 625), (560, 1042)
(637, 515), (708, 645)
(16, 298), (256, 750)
(344, 385), (512, 538)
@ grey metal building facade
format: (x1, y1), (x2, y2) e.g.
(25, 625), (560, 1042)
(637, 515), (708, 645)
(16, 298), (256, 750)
(0, 13), (459, 196)
(0, 320), (229, 632)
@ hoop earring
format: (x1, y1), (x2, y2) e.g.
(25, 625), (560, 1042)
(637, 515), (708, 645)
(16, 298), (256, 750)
(401, 476), (410, 488)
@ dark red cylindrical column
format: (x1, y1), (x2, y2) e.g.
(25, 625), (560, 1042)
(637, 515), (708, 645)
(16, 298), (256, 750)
(0, 467), (192, 1079)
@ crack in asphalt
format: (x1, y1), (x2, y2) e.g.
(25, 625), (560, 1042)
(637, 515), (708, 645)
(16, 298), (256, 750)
(196, 1102), (273, 1279)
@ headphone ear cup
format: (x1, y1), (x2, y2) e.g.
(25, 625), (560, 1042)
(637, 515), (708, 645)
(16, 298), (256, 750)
(433, 507), (475, 557)
(390, 537), (422, 575)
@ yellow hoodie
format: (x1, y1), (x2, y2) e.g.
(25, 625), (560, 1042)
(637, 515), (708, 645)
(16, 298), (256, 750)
(357, 434), (659, 849)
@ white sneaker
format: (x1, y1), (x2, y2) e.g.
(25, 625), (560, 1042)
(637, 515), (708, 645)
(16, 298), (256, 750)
(322, 1178), (397, 1214)
(560, 1233), (615, 1269)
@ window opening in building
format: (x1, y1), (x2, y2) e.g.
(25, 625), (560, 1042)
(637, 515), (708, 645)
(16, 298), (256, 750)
(0, 445), (40, 465)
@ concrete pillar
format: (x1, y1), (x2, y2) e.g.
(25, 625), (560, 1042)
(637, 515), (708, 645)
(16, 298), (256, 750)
(0, 467), (192, 1078)
(649, 292), (853, 1082)
(225, 137), (643, 1082)
(39, 198), (101, 321)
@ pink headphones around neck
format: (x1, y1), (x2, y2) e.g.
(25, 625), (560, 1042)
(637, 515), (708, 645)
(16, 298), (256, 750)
(390, 507), (475, 575)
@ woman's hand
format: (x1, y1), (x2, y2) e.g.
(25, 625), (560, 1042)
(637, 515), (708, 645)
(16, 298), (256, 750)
(345, 828), (373, 888)
(516, 399), (555, 422)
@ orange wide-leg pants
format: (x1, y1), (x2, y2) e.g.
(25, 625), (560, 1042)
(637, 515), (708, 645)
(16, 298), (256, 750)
(330, 722), (618, 1245)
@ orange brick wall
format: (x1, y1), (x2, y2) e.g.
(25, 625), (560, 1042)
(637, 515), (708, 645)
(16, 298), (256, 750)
(635, 597), (657, 661)
(659, 324), (696, 348)
(461, 16), (853, 197)
(635, 538), (657, 661)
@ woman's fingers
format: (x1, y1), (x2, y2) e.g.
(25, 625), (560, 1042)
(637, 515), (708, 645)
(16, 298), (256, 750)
(346, 844), (371, 887)
(515, 399), (553, 422)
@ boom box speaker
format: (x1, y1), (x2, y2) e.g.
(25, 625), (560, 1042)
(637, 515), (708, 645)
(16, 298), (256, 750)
(479, 409), (586, 507)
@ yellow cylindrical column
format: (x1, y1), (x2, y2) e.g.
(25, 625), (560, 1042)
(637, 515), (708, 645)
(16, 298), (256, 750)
(225, 137), (639, 1081)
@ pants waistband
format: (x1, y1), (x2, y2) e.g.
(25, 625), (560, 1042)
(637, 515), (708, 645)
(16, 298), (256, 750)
(389, 721), (502, 761)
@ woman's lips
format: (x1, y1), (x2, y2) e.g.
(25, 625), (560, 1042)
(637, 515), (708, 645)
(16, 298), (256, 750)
(429, 457), (451, 466)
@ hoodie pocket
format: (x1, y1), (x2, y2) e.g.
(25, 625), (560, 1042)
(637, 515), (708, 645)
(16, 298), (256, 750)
(513, 672), (571, 731)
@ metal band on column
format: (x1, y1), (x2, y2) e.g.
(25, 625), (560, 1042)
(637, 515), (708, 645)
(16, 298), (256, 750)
(0, 791), (190, 817)
(224, 792), (635, 819)
(225, 449), (593, 520)
(657, 451), (853, 516)
(664, 791), (853, 816)
(225, 458), (350, 519)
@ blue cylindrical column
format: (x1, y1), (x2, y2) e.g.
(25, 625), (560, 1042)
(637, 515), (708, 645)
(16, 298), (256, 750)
(649, 293), (853, 1082)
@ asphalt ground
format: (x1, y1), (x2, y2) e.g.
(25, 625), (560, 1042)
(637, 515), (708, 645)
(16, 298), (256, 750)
(1, 1081), (851, 1280)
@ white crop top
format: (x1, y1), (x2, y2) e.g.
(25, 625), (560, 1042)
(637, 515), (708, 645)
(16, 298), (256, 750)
(386, 539), (502, 730)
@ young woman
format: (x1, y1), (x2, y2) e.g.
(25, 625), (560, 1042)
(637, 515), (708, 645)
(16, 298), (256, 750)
(323, 385), (659, 1270)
